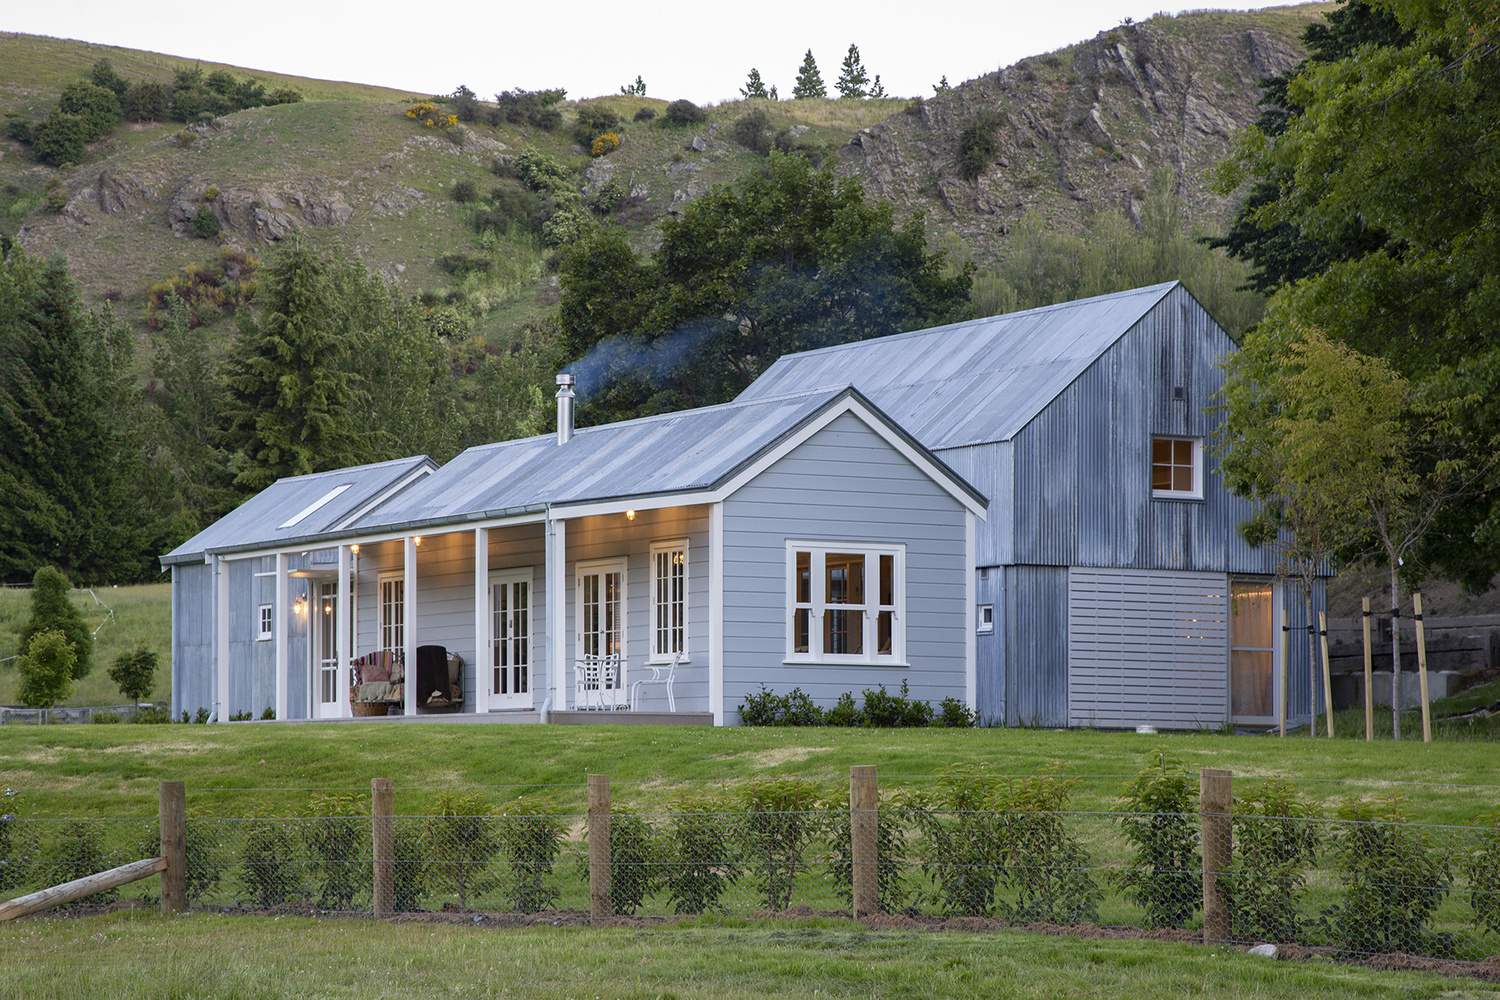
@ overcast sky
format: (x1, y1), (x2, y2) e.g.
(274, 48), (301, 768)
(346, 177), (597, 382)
(5, 1), (1302, 105)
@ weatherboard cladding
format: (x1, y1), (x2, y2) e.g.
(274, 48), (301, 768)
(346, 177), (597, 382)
(720, 412), (969, 720)
(171, 562), (213, 718)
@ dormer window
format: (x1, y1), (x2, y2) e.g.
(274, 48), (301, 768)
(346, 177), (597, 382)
(1152, 437), (1202, 499)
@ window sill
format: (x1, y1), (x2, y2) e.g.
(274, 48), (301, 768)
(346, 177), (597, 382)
(646, 656), (690, 666)
(1151, 492), (1205, 502)
(782, 658), (909, 668)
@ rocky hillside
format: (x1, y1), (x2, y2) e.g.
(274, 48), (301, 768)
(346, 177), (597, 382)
(836, 7), (1323, 260)
(1, 6), (1328, 329)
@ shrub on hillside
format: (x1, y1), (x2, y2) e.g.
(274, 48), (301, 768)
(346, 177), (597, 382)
(730, 108), (772, 154)
(573, 104), (620, 147)
(493, 88), (566, 130)
(633, 106), (657, 123)
(590, 132), (620, 157)
(449, 178), (479, 203)
(958, 110), (1003, 181)
(189, 208), (221, 239)
(663, 99), (706, 125)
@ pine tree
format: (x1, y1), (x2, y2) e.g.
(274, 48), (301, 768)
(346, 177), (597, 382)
(792, 50), (826, 99)
(835, 44), (869, 100)
(0, 251), (160, 583)
(869, 75), (886, 99)
(934, 76), (951, 94)
(741, 68), (770, 100)
(219, 242), (367, 494)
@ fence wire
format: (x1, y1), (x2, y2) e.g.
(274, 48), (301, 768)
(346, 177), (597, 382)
(4, 783), (1500, 964)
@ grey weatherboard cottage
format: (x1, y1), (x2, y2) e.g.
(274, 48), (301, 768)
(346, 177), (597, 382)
(161, 386), (987, 724)
(739, 281), (1329, 730)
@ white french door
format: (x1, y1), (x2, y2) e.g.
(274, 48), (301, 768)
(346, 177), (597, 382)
(576, 559), (626, 706)
(313, 580), (341, 719)
(490, 568), (532, 710)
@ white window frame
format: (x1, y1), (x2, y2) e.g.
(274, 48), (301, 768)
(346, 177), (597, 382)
(490, 567), (532, 705)
(257, 603), (273, 641)
(1151, 436), (1204, 500)
(649, 539), (689, 663)
(977, 604), (994, 634)
(377, 572), (404, 654)
(576, 557), (628, 659)
(785, 541), (905, 665)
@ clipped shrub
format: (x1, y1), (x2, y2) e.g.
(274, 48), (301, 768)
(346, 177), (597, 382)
(937, 697), (977, 728)
(425, 790), (499, 912)
(737, 778), (823, 911)
(663, 100), (706, 126)
(130, 705), (173, 724)
(824, 691), (864, 727)
(578, 810), (662, 916)
(994, 763), (1101, 924)
(1223, 779), (1319, 943)
(861, 679), (933, 727)
(1328, 796), (1452, 955)
(304, 792), (369, 910)
(189, 208), (220, 239)
(664, 794), (739, 914)
(140, 814), (224, 904)
(392, 829), (426, 911)
(238, 816), (302, 907)
(44, 821), (119, 905)
(1114, 748), (1200, 929)
(907, 764), (1005, 916)
(824, 786), (910, 913)
(16, 630), (74, 711)
(90, 710), (122, 723)
(497, 796), (563, 912)
(1469, 806), (1500, 936)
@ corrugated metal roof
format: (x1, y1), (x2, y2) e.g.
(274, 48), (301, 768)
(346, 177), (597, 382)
(737, 281), (1179, 449)
(356, 387), (917, 528)
(161, 455), (436, 565)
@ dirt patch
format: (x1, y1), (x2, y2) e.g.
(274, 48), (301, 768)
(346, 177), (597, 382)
(746, 746), (831, 768)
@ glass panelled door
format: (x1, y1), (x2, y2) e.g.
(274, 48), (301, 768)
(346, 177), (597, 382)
(1230, 580), (1277, 725)
(314, 580), (340, 719)
(577, 560), (626, 706)
(490, 569), (532, 709)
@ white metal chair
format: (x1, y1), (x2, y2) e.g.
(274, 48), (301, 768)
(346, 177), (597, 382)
(630, 650), (682, 713)
(575, 652), (624, 710)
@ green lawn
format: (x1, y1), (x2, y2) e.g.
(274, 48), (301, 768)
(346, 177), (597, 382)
(2, 723), (1498, 824)
(1, 911), (1493, 1000)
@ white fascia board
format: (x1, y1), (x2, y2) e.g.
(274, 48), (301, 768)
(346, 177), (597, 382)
(208, 510), (548, 564)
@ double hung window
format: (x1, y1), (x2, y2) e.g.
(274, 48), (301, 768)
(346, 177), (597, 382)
(650, 540), (688, 661)
(378, 574), (404, 654)
(787, 542), (904, 663)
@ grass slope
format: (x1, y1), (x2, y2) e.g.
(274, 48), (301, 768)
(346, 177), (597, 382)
(2, 723), (1498, 825)
(2, 912), (1489, 1000)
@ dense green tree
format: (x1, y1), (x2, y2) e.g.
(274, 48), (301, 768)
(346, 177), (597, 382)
(835, 44), (870, 99)
(219, 242), (368, 493)
(89, 59), (130, 99)
(121, 81), (169, 122)
(16, 630), (75, 712)
(108, 639), (158, 711)
(147, 299), (236, 524)
(740, 68), (771, 100)
(18, 565), (93, 679)
(56, 81), (122, 139)
(28, 113), (88, 166)
(792, 50), (827, 99)
(559, 152), (971, 421)
(0, 252), (166, 583)
(1212, 0), (1500, 588)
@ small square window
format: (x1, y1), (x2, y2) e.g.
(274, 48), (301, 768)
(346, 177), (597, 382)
(977, 604), (993, 634)
(1151, 437), (1202, 499)
(257, 604), (273, 641)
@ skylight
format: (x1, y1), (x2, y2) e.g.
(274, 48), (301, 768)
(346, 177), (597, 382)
(278, 484), (353, 530)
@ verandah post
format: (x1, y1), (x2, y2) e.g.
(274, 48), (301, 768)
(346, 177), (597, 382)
(850, 765), (878, 918)
(1200, 768), (1232, 945)
(588, 774), (611, 922)
(159, 780), (186, 914)
(372, 777), (394, 917)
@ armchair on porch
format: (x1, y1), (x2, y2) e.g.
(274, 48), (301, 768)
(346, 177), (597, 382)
(574, 652), (625, 710)
(630, 651), (682, 713)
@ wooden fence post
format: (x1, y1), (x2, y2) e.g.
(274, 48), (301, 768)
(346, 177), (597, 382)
(372, 777), (394, 918)
(588, 774), (611, 923)
(850, 765), (878, 918)
(1200, 768), (1232, 946)
(1319, 612), (1335, 738)
(1362, 597), (1374, 742)
(159, 780), (186, 914)
(1415, 593), (1432, 743)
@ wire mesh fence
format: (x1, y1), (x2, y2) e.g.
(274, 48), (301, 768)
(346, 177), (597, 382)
(3, 773), (1499, 965)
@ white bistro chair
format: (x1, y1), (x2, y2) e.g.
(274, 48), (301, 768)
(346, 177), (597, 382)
(630, 650), (682, 713)
(575, 652), (625, 710)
